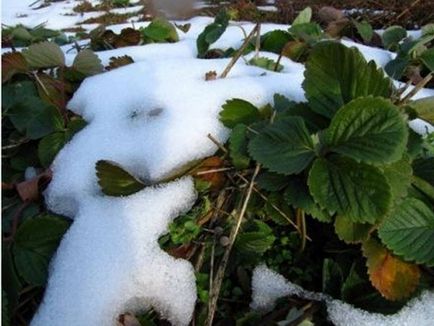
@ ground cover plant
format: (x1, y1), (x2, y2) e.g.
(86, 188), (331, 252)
(2, 1), (434, 326)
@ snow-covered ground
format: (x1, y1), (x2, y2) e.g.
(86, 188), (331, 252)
(2, 1), (434, 326)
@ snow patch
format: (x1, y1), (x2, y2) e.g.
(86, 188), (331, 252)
(251, 265), (434, 326)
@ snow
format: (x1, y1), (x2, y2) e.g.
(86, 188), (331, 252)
(251, 265), (434, 326)
(32, 178), (198, 326)
(2, 1), (433, 324)
(1, 0), (104, 30)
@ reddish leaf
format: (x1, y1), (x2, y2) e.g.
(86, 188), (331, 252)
(362, 238), (420, 301)
(2, 52), (29, 83)
(193, 156), (226, 191)
(106, 55), (134, 71)
(15, 169), (52, 202)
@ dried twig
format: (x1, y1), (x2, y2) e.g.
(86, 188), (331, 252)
(205, 164), (261, 326)
(220, 24), (259, 79)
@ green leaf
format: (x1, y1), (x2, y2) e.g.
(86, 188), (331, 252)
(289, 23), (322, 43)
(229, 124), (250, 169)
(353, 20), (373, 43)
(382, 26), (407, 50)
(12, 215), (70, 286)
(220, 99), (260, 128)
(2, 80), (38, 113)
(196, 10), (229, 57)
(256, 171), (288, 191)
(22, 41), (65, 69)
(422, 23), (434, 36)
(384, 55), (410, 79)
(249, 117), (315, 175)
(264, 192), (293, 225)
(72, 49), (103, 76)
(284, 177), (332, 222)
(7, 97), (63, 139)
(292, 7), (312, 26)
(413, 158), (434, 186)
(308, 156), (391, 223)
(382, 156), (412, 200)
(324, 97), (408, 165)
(96, 160), (146, 196)
(322, 258), (343, 298)
(409, 96), (434, 124)
(341, 264), (366, 302)
(261, 30), (293, 54)
(303, 41), (392, 118)
(235, 220), (275, 254)
(334, 215), (372, 243)
(379, 198), (434, 266)
(38, 132), (67, 167)
(248, 57), (283, 72)
(142, 17), (179, 42)
(420, 47), (434, 72)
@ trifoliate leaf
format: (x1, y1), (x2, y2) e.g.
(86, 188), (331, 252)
(72, 49), (103, 76)
(22, 41), (65, 69)
(324, 97), (408, 165)
(362, 238), (420, 301)
(96, 160), (146, 196)
(229, 124), (250, 169)
(235, 220), (275, 254)
(382, 26), (407, 50)
(12, 215), (70, 286)
(249, 117), (315, 175)
(378, 198), (434, 266)
(303, 41), (392, 118)
(308, 156), (391, 223)
(292, 7), (312, 26)
(220, 99), (260, 128)
(334, 215), (373, 243)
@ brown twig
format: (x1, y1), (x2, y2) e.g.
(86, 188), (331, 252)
(399, 72), (433, 104)
(220, 23), (259, 79)
(205, 164), (261, 326)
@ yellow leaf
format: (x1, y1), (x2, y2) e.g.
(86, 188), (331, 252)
(362, 238), (420, 301)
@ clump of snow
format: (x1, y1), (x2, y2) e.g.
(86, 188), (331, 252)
(251, 265), (434, 326)
(327, 291), (434, 326)
(45, 55), (304, 217)
(32, 178), (197, 326)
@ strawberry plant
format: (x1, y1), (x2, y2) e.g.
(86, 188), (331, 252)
(220, 40), (434, 302)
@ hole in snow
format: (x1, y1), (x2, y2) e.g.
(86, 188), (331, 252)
(129, 108), (164, 122)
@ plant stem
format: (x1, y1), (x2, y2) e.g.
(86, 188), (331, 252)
(205, 164), (261, 326)
(220, 23), (259, 79)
